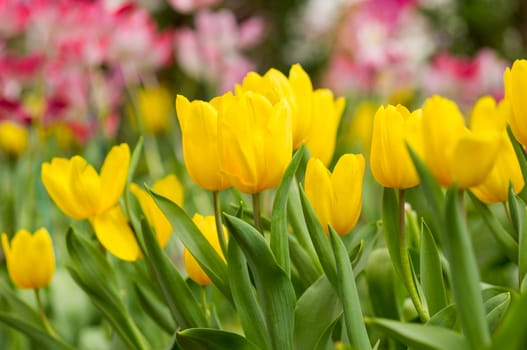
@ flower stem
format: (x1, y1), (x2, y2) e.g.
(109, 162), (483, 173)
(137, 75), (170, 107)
(201, 286), (210, 324)
(398, 189), (429, 322)
(34, 288), (57, 337)
(212, 191), (228, 256)
(252, 192), (263, 235)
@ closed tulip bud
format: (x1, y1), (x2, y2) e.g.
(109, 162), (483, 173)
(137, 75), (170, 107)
(305, 154), (365, 235)
(470, 97), (524, 203)
(131, 174), (184, 248)
(288, 64), (314, 148)
(137, 86), (173, 134)
(305, 89), (345, 166)
(176, 95), (230, 191)
(218, 91), (292, 193)
(2, 228), (55, 289)
(370, 104), (422, 189)
(504, 59), (527, 145)
(41, 143), (130, 219)
(421, 95), (501, 189)
(0, 120), (28, 158)
(184, 214), (226, 286)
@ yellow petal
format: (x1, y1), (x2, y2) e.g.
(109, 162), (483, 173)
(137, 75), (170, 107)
(331, 154), (365, 235)
(305, 158), (333, 234)
(152, 174), (184, 207)
(289, 64), (313, 148)
(137, 86), (172, 134)
(91, 205), (141, 261)
(41, 158), (88, 219)
(69, 156), (103, 216)
(470, 96), (508, 134)
(99, 144), (130, 213)
(504, 60), (527, 145)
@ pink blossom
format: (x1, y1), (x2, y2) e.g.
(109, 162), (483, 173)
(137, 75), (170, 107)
(168, 0), (220, 14)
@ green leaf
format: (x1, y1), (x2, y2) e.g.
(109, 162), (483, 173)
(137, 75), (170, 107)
(329, 227), (372, 350)
(366, 318), (470, 350)
(294, 276), (340, 350)
(133, 282), (176, 334)
(343, 221), (381, 275)
(519, 206), (527, 287)
(65, 228), (149, 350)
(0, 313), (74, 350)
(382, 188), (403, 278)
(426, 304), (456, 329)
(444, 187), (491, 349)
(508, 127), (527, 203)
(270, 144), (305, 276)
(124, 138), (145, 234)
(224, 214), (296, 350)
(148, 188), (230, 300)
(227, 238), (270, 350)
(485, 292), (511, 333)
(366, 248), (400, 320)
(467, 192), (518, 263)
(491, 290), (527, 350)
(297, 184), (337, 284)
(288, 234), (321, 288)
(420, 221), (447, 315)
(138, 218), (207, 328)
(508, 183), (524, 239)
(176, 328), (259, 350)
(0, 284), (42, 326)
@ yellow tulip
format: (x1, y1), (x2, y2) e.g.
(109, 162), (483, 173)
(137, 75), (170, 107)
(176, 95), (230, 191)
(41, 143), (130, 219)
(305, 89), (345, 166)
(370, 104), (422, 189)
(238, 67), (310, 148)
(470, 97), (524, 203)
(0, 120), (28, 158)
(137, 85), (173, 134)
(288, 64), (314, 148)
(183, 214), (226, 286)
(2, 228), (55, 289)
(504, 59), (527, 145)
(421, 95), (501, 189)
(305, 154), (365, 235)
(218, 91), (292, 193)
(131, 174), (184, 248)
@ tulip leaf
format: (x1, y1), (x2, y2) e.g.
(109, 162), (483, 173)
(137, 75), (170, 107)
(138, 218), (207, 328)
(0, 312), (74, 350)
(406, 145), (444, 238)
(227, 237), (270, 350)
(444, 187), (491, 349)
(270, 144), (305, 277)
(508, 183), (524, 239)
(518, 206), (527, 287)
(420, 221), (447, 315)
(148, 188), (230, 300)
(382, 187), (403, 279)
(65, 227), (150, 350)
(294, 275), (341, 350)
(223, 214), (296, 350)
(176, 328), (259, 350)
(485, 292), (511, 333)
(289, 234), (321, 288)
(491, 290), (527, 350)
(467, 191), (518, 263)
(507, 127), (527, 203)
(133, 282), (176, 334)
(366, 248), (400, 320)
(329, 227), (372, 350)
(298, 184), (337, 284)
(366, 317), (470, 350)
(427, 304), (457, 329)
(0, 284), (42, 326)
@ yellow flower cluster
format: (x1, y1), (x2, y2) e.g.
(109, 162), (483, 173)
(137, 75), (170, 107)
(369, 59), (527, 204)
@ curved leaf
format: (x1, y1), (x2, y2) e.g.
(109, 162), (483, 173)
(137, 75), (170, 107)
(176, 328), (258, 350)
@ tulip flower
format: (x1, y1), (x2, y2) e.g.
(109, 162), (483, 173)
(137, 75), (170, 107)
(305, 154), (365, 235)
(218, 91), (292, 193)
(370, 104), (422, 189)
(421, 95), (501, 189)
(184, 214), (227, 286)
(41, 143), (130, 219)
(2, 228), (55, 289)
(504, 59), (527, 145)
(288, 64), (314, 148)
(136, 85), (173, 134)
(176, 95), (230, 191)
(470, 97), (524, 203)
(0, 120), (28, 158)
(304, 89), (345, 166)
(131, 173), (184, 248)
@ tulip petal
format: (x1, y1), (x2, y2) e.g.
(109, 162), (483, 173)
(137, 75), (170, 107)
(91, 205), (141, 261)
(289, 64), (313, 147)
(99, 144), (130, 213)
(69, 157), (102, 216)
(505, 61), (527, 145)
(305, 158), (333, 235)
(152, 174), (184, 206)
(31, 228), (56, 289)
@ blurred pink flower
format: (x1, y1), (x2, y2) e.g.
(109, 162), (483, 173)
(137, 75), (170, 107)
(168, 0), (220, 14)
(0, 0), (30, 37)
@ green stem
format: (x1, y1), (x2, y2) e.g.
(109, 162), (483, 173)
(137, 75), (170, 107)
(398, 189), (429, 322)
(200, 287), (210, 324)
(212, 191), (228, 257)
(144, 135), (164, 179)
(34, 289), (57, 337)
(252, 192), (263, 235)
